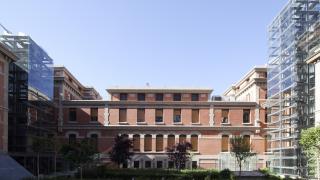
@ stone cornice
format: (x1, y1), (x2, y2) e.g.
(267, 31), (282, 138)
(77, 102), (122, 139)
(62, 100), (257, 108)
(61, 125), (260, 131)
(106, 88), (213, 94)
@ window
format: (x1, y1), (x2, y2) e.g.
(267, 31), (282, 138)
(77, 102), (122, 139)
(156, 93), (163, 101)
(156, 135), (164, 152)
(192, 161), (198, 169)
(133, 134), (140, 152)
(155, 109), (163, 123)
(192, 109), (199, 123)
(144, 134), (152, 152)
(191, 94), (199, 101)
(174, 109), (181, 123)
(179, 135), (186, 144)
(121, 134), (129, 139)
(168, 161), (174, 169)
(69, 108), (77, 122)
(90, 134), (98, 150)
(68, 134), (76, 144)
(173, 93), (181, 101)
(191, 135), (198, 151)
(137, 109), (145, 122)
(157, 161), (163, 168)
(265, 135), (271, 152)
(244, 135), (250, 145)
(120, 93), (127, 101)
(243, 109), (250, 123)
(119, 108), (127, 123)
(134, 161), (140, 168)
(167, 135), (175, 149)
(145, 161), (151, 168)
(221, 135), (229, 152)
(137, 93), (145, 101)
(90, 108), (98, 121)
(265, 108), (268, 123)
(123, 162), (128, 168)
(222, 109), (229, 124)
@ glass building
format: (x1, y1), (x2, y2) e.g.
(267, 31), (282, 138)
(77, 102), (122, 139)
(267, 0), (319, 177)
(0, 34), (56, 174)
(0, 35), (53, 100)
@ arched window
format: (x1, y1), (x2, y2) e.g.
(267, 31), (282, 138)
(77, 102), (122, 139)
(179, 135), (186, 144)
(133, 134), (140, 152)
(167, 134), (175, 149)
(144, 134), (152, 152)
(121, 134), (129, 139)
(90, 134), (98, 150)
(68, 134), (76, 144)
(221, 135), (229, 152)
(191, 135), (198, 151)
(156, 135), (164, 152)
(243, 135), (250, 145)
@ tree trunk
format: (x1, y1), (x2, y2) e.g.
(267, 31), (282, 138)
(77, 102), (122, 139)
(239, 161), (242, 177)
(54, 152), (57, 179)
(80, 165), (83, 180)
(37, 153), (40, 180)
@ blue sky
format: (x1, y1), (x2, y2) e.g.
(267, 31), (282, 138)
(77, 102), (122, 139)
(0, 0), (287, 99)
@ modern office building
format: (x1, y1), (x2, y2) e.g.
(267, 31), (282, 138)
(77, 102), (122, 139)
(267, 0), (319, 177)
(0, 43), (17, 153)
(0, 33), (56, 174)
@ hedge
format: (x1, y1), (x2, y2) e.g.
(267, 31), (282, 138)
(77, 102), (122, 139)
(24, 167), (234, 180)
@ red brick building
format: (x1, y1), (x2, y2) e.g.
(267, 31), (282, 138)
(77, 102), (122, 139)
(0, 43), (17, 153)
(59, 87), (268, 170)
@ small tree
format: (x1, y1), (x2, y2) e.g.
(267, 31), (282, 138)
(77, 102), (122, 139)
(60, 139), (97, 180)
(32, 136), (51, 179)
(166, 142), (192, 170)
(230, 136), (256, 176)
(300, 127), (320, 177)
(109, 135), (134, 168)
(47, 136), (62, 176)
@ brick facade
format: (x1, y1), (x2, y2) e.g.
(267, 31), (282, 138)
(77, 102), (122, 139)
(59, 88), (268, 170)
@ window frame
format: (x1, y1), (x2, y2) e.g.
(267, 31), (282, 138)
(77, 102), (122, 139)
(173, 93), (181, 101)
(221, 135), (229, 152)
(173, 109), (181, 123)
(221, 109), (229, 124)
(137, 93), (146, 101)
(69, 108), (77, 122)
(155, 93), (164, 101)
(155, 109), (163, 123)
(90, 108), (98, 122)
(243, 109), (251, 124)
(192, 109), (200, 124)
(137, 108), (145, 123)
(144, 134), (152, 152)
(191, 93), (199, 101)
(119, 93), (128, 101)
(119, 108), (127, 123)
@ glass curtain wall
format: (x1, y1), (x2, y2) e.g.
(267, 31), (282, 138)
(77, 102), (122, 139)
(267, 0), (319, 177)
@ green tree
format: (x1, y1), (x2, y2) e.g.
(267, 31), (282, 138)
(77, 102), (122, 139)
(109, 135), (133, 168)
(47, 135), (62, 176)
(60, 139), (97, 180)
(230, 136), (256, 176)
(300, 127), (320, 177)
(166, 142), (192, 170)
(32, 136), (51, 179)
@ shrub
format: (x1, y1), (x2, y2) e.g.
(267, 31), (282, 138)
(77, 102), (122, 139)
(219, 169), (234, 180)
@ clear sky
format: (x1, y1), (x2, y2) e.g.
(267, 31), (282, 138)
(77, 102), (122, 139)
(0, 0), (287, 99)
